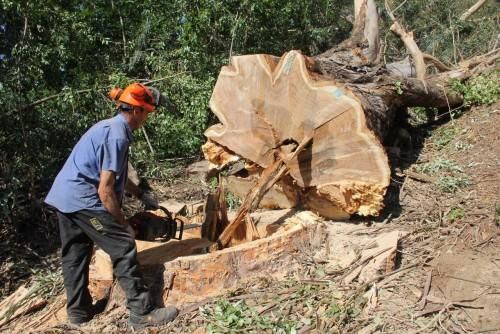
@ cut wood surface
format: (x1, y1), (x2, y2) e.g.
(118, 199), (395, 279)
(201, 182), (229, 242)
(212, 134), (320, 249)
(164, 211), (322, 306)
(211, 158), (288, 250)
(223, 175), (299, 210)
(205, 51), (390, 216)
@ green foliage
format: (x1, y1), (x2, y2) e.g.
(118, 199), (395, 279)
(417, 158), (462, 175)
(447, 207), (464, 222)
(437, 175), (470, 193)
(201, 299), (297, 333)
(418, 156), (470, 193)
(394, 80), (403, 95)
(433, 127), (458, 150)
(226, 192), (241, 210)
(452, 73), (500, 106)
(208, 177), (219, 190)
(408, 107), (429, 125)
(454, 141), (472, 151)
(325, 300), (358, 324)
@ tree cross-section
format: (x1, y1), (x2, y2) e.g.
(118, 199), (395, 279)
(205, 51), (390, 216)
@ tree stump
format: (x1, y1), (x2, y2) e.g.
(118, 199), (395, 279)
(87, 210), (407, 310)
(90, 210), (323, 308)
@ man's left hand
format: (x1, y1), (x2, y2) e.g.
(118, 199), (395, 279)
(140, 191), (160, 209)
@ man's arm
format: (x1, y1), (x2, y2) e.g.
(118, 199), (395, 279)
(98, 170), (127, 226)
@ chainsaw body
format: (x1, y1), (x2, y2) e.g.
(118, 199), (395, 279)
(128, 207), (184, 242)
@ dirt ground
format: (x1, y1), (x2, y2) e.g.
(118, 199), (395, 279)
(1, 103), (498, 333)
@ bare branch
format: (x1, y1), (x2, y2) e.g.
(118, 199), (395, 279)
(423, 53), (453, 72)
(111, 0), (127, 57)
(228, 11), (240, 61)
(353, 0), (380, 63)
(385, 0), (426, 80)
(460, 0), (489, 21)
(17, 89), (92, 112)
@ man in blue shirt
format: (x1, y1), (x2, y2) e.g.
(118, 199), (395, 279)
(45, 83), (177, 329)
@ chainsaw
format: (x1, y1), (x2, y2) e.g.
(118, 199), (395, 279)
(128, 206), (185, 242)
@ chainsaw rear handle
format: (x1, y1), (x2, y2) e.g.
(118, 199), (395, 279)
(159, 206), (183, 241)
(158, 206), (173, 220)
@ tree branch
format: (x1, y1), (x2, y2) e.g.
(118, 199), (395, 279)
(17, 89), (92, 112)
(352, 0), (380, 62)
(423, 53), (453, 72)
(111, 0), (127, 57)
(460, 0), (489, 21)
(385, 0), (426, 80)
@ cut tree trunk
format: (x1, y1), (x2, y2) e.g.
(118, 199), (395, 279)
(202, 0), (493, 221)
(89, 211), (322, 310)
(84, 211), (406, 311)
(205, 52), (391, 217)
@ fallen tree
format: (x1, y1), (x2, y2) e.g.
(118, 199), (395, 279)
(203, 0), (498, 221)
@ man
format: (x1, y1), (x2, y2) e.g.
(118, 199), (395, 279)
(45, 82), (177, 329)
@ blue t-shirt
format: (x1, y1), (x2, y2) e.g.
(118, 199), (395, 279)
(45, 113), (133, 213)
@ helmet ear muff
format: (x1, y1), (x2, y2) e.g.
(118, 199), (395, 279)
(146, 87), (161, 107)
(109, 88), (124, 101)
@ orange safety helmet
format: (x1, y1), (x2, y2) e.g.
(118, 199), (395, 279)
(114, 83), (160, 112)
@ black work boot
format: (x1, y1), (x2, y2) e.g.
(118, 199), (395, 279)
(67, 308), (92, 326)
(67, 316), (89, 327)
(129, 305), (178, 330)
(67, 298), (109, 326)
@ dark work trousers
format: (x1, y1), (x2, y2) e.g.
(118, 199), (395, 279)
(57, 209), (153, 322)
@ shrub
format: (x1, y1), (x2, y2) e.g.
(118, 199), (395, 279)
(452, 72), (500, 106)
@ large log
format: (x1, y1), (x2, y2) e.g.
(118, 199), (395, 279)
(205, 51), (390, 216)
